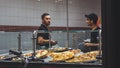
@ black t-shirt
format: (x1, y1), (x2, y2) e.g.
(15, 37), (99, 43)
(90, 27), (100, 43)
(36, 24), (49, 49)
(89, 27), (100, 51)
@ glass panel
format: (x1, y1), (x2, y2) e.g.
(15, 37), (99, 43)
(0, 30), (101, 53)
(0, 31), (18, 54)
(20, 32), (33, 51)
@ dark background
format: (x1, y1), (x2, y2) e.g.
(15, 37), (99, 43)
(102, 0), (120, 68)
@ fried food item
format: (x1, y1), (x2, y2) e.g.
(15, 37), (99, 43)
(49, 51), (74, 62)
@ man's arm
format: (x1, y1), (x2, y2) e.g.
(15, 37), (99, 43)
(84, 42), (99, 46)
(38, 36), (57, 45)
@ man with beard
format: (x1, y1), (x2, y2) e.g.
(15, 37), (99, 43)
(36, 13), (57, 49)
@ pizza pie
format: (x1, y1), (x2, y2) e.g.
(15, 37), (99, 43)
(22, 50), (48, 58)
(0, 56), (5, 60)
(49, 51), (74, 62)
(22, 53), (32, 58)
(66, 50), (100, 63)
(69, 49), (81, 54)
(53, 47), (68, 52)
(35, 50), (48, 58)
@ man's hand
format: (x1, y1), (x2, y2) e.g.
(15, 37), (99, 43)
(38, 37), (58, 45)
(84, 42), (91, 46)
(51, 40), (58, 45)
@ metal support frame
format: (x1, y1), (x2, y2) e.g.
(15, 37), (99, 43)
(18, 32), (21, 52)
(32, 30), (37, 56)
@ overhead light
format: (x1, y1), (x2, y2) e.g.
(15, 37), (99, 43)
(55, 0), (63, 3)
(37, 0), (41, 1)
(58, 0), (63, 2)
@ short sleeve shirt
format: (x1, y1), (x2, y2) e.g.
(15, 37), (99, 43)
(90, 27), (100, 43)
(36, 24), (49, 49)
(89, 27), (100, 51)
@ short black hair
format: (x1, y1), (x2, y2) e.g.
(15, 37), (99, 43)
(85, 13), (98, 25)
(41, 13), (50, 20)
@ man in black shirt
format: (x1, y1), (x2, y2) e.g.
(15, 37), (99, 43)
(36, 13), (57, 49)
(79, 13), (101, 52)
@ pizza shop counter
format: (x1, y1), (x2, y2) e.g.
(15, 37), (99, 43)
(0, 49), (102, 68)
(0, 56), (102, 68)
(0, 60), (102, 68)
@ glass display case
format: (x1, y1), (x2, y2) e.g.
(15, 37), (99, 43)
(0, 0), (101, 68)
(0, 30), (102, 68)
